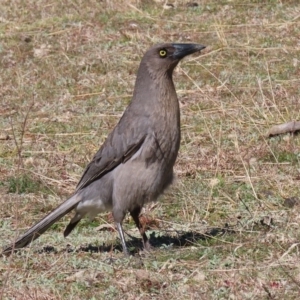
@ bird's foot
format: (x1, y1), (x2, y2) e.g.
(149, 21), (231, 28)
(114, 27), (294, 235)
(143, 240), (153, 252)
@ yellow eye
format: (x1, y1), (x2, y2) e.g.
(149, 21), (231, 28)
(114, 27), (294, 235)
(159, 49), (167, 57)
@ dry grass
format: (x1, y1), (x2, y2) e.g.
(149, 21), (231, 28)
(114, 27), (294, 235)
(1, 0), (300, 299)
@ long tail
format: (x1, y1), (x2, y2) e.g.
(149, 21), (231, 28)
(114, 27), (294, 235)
(2, 194), (81, 255)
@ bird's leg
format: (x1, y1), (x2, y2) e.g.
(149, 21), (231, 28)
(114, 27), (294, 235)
(116, 222), (129, 256)
(130, 207), (151, 251)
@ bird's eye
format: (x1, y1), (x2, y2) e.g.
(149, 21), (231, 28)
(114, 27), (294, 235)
(159, 49), (167, 57)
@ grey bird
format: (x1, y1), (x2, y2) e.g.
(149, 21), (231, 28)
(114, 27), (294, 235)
(3, 43), (205, 256)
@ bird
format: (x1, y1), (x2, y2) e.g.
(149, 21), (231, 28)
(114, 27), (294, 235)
(3, 43), (206, 256)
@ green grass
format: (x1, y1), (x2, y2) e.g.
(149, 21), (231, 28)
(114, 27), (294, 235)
(1, 0), (300, 299)
(7, 174), (44, 194)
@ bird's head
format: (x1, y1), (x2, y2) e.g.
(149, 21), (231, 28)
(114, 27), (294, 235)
(141, 43), (206, 78)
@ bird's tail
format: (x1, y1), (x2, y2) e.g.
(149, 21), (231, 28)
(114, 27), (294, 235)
(2, 193), (81, 255)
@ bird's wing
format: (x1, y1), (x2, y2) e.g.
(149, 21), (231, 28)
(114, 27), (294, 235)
(76, 121), (147, 191)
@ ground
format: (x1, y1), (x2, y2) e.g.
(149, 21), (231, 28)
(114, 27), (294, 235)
(1, 0), (300, 299)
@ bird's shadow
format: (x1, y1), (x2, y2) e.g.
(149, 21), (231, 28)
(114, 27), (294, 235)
(37, 225), (235, 255)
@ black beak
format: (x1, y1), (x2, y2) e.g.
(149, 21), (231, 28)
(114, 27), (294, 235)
(172, 43), (206, 60)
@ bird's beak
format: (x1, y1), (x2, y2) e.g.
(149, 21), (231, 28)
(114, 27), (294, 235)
(172, 43), (206, 60)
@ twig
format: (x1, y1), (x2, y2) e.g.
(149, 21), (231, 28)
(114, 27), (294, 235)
(9, 101), (34, 170)
(268, 121), (300, 137)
